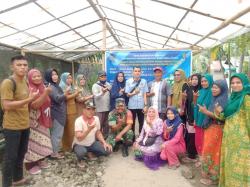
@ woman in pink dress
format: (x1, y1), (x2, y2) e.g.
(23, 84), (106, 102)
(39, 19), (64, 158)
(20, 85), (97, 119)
(160, 107), (186, 169)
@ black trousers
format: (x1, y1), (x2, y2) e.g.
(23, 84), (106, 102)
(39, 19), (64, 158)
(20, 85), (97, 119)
(186, 132), (197, 159)
(130, 109), (145, 136)
(2, 128), (30, 187)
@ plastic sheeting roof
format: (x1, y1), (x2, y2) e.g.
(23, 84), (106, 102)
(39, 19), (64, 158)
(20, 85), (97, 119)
(0, 0), (249, 61)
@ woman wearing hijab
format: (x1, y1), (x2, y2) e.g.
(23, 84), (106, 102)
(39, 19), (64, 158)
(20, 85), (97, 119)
(24, 69), (53, 175)
(171, 69), (187, 111)
(59, 72), (79, 152)
(160, 107), (186, 169)
(44, 68), (66, 159)
(75, 74), (93, 116)
(218, 73), (250, 187)
(193, 74), (213, 167)
(110, 72), (128, 110)
(182, 74), (202, 163)
(133, 107), (164, 170)
(197, 79), (228, 185)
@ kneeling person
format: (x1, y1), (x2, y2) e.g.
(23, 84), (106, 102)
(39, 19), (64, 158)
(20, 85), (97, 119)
(107, 98), (134, 157)
(72, 101), (112, 168)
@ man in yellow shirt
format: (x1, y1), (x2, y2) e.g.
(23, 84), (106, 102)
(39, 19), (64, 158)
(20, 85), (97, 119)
(1, 55), (38, 187)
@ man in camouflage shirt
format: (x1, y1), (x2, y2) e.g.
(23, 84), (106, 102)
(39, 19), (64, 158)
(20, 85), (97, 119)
(106, 98), (134, 157)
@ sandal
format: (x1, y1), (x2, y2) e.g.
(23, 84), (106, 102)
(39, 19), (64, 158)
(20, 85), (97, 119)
(12, 178), (32, 186)
(50, 152), (64, 159)
(181, 169), (195, 179)
(168, 164), (180, 170)
(182, 157), (197, 163)
(195, 161), (201, 168)
(200, 178), (218, 186)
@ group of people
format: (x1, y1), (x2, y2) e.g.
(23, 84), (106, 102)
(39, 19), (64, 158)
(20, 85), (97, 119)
(0, 55), (249, 187)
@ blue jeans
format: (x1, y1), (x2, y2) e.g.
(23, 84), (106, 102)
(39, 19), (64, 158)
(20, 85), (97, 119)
(73, 141), (108, 161)
(2, 128), (30, 187)
(51, 119), (64, 153)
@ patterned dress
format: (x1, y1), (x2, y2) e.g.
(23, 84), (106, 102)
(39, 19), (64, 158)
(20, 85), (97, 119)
(25, 109), (53, 163)
(219, 95), (250, 187)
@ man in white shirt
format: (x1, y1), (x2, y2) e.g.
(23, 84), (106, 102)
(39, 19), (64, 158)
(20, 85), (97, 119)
(147, 67), (171, 120)
(72, 100), (112, 168)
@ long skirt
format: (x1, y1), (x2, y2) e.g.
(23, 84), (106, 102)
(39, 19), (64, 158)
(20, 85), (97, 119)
(201, 123), (223, 182)
(194, 126), (204, 155)
(25, 125), (53, 163)
(62, 113), (77, 151)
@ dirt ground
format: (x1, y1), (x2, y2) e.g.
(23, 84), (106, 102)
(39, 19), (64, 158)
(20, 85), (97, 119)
(102, 148), (205, 187)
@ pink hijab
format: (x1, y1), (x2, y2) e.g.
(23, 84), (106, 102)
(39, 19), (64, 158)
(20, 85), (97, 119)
(28, 69), (51, 128)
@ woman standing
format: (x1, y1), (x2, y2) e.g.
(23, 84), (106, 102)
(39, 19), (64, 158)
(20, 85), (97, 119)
(193, 74), (213, 166)
(110, 71), (128, 110)
(182, 74), (201, 163)
(25, 69), (53, 175)
(219, 73), (250, 187)
(133, 107), (164, 170)
(160, 107), (186, 169)
(75, 74), (93, 116)
(171, 69), (187, 111)
(44, 68), (66, 159)
(197, 80), (228, 185)
(59, 72), (79, 152)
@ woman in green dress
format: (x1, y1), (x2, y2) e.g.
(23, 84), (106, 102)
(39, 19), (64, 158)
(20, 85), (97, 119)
(218, 73), (250, 187)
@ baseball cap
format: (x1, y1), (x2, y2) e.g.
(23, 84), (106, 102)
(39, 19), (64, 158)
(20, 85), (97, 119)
(98, 70), (106, 77)
(153, 67), (163, 72)
(84, 100), (96, 109)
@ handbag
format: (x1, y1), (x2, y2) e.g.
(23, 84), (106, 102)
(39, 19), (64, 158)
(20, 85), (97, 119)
(138, 135), (158, 147)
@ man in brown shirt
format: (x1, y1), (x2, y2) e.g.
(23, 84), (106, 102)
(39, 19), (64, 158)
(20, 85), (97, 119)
(1, 55), (38, 187)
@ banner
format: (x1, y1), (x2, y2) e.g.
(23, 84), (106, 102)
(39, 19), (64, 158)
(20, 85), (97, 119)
(105, 50), (192, 84)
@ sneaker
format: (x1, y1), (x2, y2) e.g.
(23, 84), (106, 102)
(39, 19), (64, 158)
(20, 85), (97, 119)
(182, 157), (197, 163)
(38, 160), (50, 169)
(77, 160), (86, 168)
(29, 166), (41, 175)
(50, 152), (64, 159)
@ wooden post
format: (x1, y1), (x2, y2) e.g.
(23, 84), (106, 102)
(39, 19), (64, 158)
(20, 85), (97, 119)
(102, 18), (107, 71)
(72, 61), (75, 83)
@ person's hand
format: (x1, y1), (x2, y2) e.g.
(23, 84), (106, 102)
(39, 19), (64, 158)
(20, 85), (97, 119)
(193, 90), (199, 98)
(117, 115), (124, 125)
(103, 142), (112, 152)
(197, 104), (207, 114)
(88, 95), (94, 99)
(143, 106), (148, 114)
(29, 89), (39, 101)
(87, 122), (96, 131)
(214, 103), (223, 116)
(45, 85), (52, 94)
(119, 88), (125, 95)
(166, 125), (173, 133)
(160, 143), (165, 150)
(133, 142), (139, 149)
(115, 134), (122, 142)
(134, 88), (140, 95)
(182, 90), (187, 100)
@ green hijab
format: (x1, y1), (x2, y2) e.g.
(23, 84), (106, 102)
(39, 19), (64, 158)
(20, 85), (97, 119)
(224, 73), (250, 118)
(194, 74), (213, 127)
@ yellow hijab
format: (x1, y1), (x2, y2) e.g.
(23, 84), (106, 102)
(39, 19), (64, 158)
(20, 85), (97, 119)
(172, 69), (187, 108)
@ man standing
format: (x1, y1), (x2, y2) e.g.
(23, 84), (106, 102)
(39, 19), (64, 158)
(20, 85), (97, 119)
(1, 55), (38, 187)
(125, 67), (148, 135)
(72, 100), (112, 168)
(147, 67), (171, 120)
(106, 98), (134, 157)
(92, 71), (111, 138)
